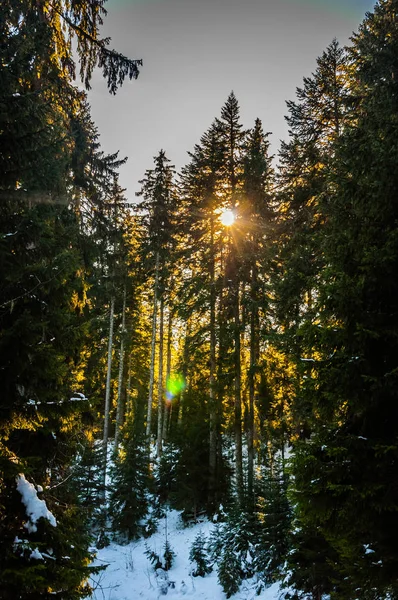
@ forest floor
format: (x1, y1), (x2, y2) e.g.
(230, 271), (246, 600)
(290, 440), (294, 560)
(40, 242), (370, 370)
(87, 509), (283, 600)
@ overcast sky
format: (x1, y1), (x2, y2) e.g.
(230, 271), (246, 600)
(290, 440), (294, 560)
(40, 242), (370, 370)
(87, 0), (376, 201)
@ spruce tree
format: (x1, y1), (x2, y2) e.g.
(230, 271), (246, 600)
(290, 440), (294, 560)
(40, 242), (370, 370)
(189, 531), (212, 577)
(275, 40), (351, 412)
(254, 454), (291, 586)
(135, 151), (177, 448)
(0, 203), (98, 598)
(0, 0), (142, 594)
(241, 118), (274, 506)
(278, 8), (398, 599)
(217, 545), (242, 598)
(1, 0), (142, 97)
(303, 5), (398, 596)
(109, 414), (151, 541)
(179, 119), (226, 510)
(217, 92), (247, 506)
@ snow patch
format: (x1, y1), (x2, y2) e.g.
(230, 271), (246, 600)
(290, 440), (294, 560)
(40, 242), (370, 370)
(86, 510), (282, 600)
(30, 548), (44, 560)
(16, 474), (57, 533)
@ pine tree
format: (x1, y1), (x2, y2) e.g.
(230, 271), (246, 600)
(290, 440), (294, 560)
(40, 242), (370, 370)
(0, 203), (100, 598)
(217, 92), (247, 506)
(0, 474), (102, 600)
(179, 120), (226, 510)
(275, 41), (351, 428)
(277, 8), (398, 598)
(254, 454), (291, 586)
(135, 151), (177, 448)
(163, 539), (175, 571)
(241, 117), (274, 506)
(189, 531), (213, 577)
(1, 0), (142, 97)
(162, 387), (212, 515)
(217, 545), (242, 598)
(299, 5), (398, 593)
(0, 0), (142, 593)
(109, 416), (151, 541)
(72, 437), (105, 536)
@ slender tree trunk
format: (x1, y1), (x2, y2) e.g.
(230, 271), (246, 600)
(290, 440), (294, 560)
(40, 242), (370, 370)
(126, 354), (133, 417)
(102, 295), (115, 494)
(146, 252), (160, 444)
(209, 214), (217, 508)
(162, 307), (173, 441)
(247, 262), (259, 507)
(156, 296), (164, 457)
(216, 243), (226, 484)
(114, 285), (127, 450)
(178, 319), (190, 425)
(234, 278), (243, 506)
(228, 132), (243, 506)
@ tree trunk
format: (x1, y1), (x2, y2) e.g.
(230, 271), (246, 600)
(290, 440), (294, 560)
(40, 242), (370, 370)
(178, 319), (191, 425)
(146, 252), (160, 444)
(162, 307), (173, 441)
(114, 285), (127, 450)
(208, 213), (217, 508)
(125, 354), (133, 417)
(234, 279), (243, 506)
(247, 262), (259, 507)
(102, 295), (115, 495)
(156, 296), (164, 457)
(216, 244), (226, 495)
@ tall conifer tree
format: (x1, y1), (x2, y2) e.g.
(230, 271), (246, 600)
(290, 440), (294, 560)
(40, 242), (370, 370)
(241, 118), (274, 505)
(217, 92), (247, 505)
(136, 151), (177, 449)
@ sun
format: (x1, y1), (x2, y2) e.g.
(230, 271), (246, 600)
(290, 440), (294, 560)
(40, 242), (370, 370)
(220, 208), (235, 227)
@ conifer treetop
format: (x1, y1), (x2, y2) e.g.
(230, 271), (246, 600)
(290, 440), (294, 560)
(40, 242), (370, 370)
(2, 0), (143, 93)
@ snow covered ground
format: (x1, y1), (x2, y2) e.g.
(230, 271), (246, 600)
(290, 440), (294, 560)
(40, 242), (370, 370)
(88, 510), (283, 600)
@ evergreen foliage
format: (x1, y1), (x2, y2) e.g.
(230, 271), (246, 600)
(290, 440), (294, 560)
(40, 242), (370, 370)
(4, 1), (398, 597)
(189, 531), (213, 577)
(254, 455), (291, 585)
(163, 539), (175, 571)
(156, 442), (180, 504)
(275, 4), (398, 598)
(144, 539), (175, 572)
(144, 544), (163, 571)
(109, 419), (151, 541)
(72, 438), (106, 535)
(1, 0), (142, 96)
(217, 545), (242, 598)
(0, 0), (142, 595)
(0, 472), (103, 600)
(169, 389), (212, 514)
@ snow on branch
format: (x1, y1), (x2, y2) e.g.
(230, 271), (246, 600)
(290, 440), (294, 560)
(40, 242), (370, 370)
(27, 392), (88, 407)
(16, 474), (57, 533)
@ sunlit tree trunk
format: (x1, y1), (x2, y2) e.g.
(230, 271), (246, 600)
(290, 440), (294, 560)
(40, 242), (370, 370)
(216, 243), (226, 465)
(146, 252), (159, 444)
(178, 318), (191, 425)
(219, 92), (245, 506)
(114, 284), (127, 450)
(162, 307), (173, 441)
(126, 354), (133, 417)
(233, 278), (244, 506)
(247, 262), (259, 506)
(156, 296), (165, 457)
(209, 212), (217, 508)
(102, 294), (115, 494)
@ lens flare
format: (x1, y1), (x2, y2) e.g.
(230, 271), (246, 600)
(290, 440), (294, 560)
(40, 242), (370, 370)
(166, 373), (186, 400)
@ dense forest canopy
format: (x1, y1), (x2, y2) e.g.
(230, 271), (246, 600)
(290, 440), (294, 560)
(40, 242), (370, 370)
(1, 0), (398, 599)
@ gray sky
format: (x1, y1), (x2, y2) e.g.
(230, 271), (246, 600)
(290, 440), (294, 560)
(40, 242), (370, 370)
(87, 0), (376, 201)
